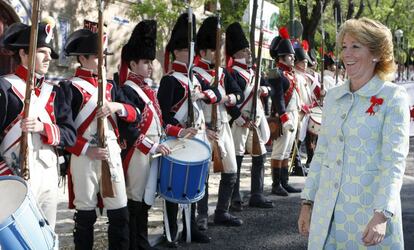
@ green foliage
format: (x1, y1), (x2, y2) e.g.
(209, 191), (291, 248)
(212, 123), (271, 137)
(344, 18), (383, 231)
(128, 0), (186, 51)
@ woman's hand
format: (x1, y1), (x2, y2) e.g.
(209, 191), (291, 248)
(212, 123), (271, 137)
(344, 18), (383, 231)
(298, 205), (312, 236)
(362, 212), (387, 246)
(96, 102), (123, 118)
(178, 127), (198, 139)
(21, 117), (44, 134)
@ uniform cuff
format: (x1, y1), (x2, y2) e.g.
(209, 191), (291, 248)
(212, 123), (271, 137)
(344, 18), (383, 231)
(203, 89), (218, 104)
(41, 123), (60, 146)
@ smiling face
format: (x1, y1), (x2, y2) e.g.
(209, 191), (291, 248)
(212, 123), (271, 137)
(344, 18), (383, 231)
(342, 33), (376, 86)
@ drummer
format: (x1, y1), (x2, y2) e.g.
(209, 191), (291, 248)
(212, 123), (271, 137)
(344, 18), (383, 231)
(192, 16), (244, 229)
(118, 20), (197, 249)
(268, 28), (302, 196)
(157, 13), (221, 246)
(0, 19), (76, 229)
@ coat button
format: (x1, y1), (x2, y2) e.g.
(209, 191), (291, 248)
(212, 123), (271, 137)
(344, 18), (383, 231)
(339, 136), (344, 142)
(334, 183), (339, 189)
(336, 160), (342, 166)
(341, 114), (346, 119)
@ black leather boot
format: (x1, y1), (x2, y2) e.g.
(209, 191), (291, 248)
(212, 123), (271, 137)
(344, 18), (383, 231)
(291, 141), (305, 176)
(196, 174), (209, 231)
(271, 168), (289, 196)
(181, 204), (211, 243)
(214, 173), (243, 226)
(73, 210), (97, 250)
(164, 201), (179, 248)
(249, 155), (274, 208)
(281, 167), (301, 193)
(128, 200), (156, 250)
(107, 207), (129, 250)
(230, 155), (244, 212)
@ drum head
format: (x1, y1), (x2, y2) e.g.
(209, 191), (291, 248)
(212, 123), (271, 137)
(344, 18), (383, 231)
(163, 138), (210, 163)
(0, 176), (27, 224)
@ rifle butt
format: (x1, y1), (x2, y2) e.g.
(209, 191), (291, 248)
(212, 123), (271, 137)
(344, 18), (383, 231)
(101, 160), (115, 198)
(212, 142), (224, 173)
(251, 128), (262, 156)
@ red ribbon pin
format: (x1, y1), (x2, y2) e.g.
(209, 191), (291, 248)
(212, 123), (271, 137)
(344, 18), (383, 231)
(366, 96), (383, 115)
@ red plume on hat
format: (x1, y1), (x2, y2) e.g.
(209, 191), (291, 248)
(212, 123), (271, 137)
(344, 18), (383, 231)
(301, 40), (309, 52)
(279, 27), (289, 39)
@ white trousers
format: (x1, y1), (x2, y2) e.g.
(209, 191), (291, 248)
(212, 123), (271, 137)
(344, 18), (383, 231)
(29, 151), (59, 230)
(70, 139), (127, 210)
(270, 110), (299, 160)
(126, 135), (159, 202)
(212, 122), (237, 173)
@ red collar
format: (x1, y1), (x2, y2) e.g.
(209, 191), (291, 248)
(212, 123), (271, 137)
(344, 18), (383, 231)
(15, 65), (44, 87)
(277, 63), (293, 72)
(195, 59), (212, 70)
(172, 61), (188, 74)
(75, 67), (98, 86)
(232, 60), (249, 70)
(127, 72), (147, 87)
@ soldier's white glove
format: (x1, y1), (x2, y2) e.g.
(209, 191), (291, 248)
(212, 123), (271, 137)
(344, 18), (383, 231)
(259, 86), (270, 97)
(280, 113), (294, 132)
(234, 115), (247, 127)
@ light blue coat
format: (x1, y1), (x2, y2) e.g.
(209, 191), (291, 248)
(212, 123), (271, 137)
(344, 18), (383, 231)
(301, 75), (410, 249)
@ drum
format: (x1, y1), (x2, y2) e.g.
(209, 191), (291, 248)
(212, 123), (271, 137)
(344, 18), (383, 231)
(158, 137), (211, 204)
(307, 106), (322, 135)
(0, 176), (57, 250)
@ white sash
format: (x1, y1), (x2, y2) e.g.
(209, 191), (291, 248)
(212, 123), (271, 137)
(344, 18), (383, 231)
(124, 80), (162, 134)
(170, 72), (204, 126)
(232, 66), (255, 110)
(0, 75), (53, 154)
(193, 67), (228, 123)
(71, 77), (99, 129)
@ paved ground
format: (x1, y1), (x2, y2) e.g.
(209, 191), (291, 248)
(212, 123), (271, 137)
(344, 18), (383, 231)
(56, 137), (414, 249)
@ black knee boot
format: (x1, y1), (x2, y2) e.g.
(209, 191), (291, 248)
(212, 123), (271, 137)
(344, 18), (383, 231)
(281, 167), (301, 193)
(128, 200), (154, 250)
(164, 201), (179, 244)
(230, 155), (244, 211)
(196, 174), (209, 230)
(181, 204), (210, 243)
(73, 210), (97, 250)
(292, 141), (305, 176)
(271, 168), (289, 196)
(214, 173), (243, 226)
(249, 154), (274, 208)
(107, 207), (129, 250)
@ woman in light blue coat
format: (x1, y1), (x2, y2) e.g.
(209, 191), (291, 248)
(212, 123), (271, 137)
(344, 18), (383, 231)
(298, 17), (410, 249)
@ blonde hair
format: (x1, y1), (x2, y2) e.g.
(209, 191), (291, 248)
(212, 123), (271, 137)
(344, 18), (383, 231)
(337, 17), (396, 81)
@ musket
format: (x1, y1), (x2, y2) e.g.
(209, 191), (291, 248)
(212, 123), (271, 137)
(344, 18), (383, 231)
(211, 1), (224, 173)
(319, 0), (325, 103)
(97, 0), (115, 198)
(333, 0), (342, 85)
(186, 0), (195, 128)
(250, 0), (265, 156)
(19, 0), (41, 180)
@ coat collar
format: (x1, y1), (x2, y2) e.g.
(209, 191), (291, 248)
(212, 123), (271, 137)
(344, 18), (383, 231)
(15, 65), (44, 87)
(74, 67), (98, 87)
(334, 75), (384, 100)
(172, 61), (188, 74)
